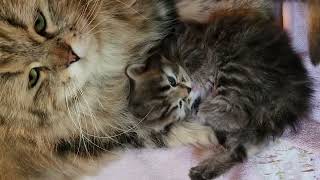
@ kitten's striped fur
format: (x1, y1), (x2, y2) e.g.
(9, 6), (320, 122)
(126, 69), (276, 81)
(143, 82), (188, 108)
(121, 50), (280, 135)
(161, 9), (312, 180)
(126, 54), (192, 132)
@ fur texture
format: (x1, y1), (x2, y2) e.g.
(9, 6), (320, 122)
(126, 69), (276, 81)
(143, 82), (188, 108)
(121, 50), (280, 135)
(160, 9), (312, 180)
(126, 54), (192, 132)
(175, 0), (272, 23)
(0, 1), (218, 179)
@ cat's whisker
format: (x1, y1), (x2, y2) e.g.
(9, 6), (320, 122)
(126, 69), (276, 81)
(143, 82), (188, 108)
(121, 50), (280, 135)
(81, 134), (91, 158)
(75, 0), (92, 28)
(81, 135), (121, 156)
(64, 85), (84, 163)
(83, 19), (109, 36)
(73, 0), (83, 16)
(81, 109), (152, 143)
(93, 106), (154, 140)
(81, 0), (103, 32)
(71, 80), (102, 136)
(83, 8), (178, 36)
(69, 80), (126, 143)
(66, 84), (92, 160)
(64, 86), (80, 132)
(74, 0), (86, 27)
(113, 0), (148, 20)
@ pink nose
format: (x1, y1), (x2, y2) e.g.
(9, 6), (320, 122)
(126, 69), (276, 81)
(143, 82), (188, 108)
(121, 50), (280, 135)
(51, 42), (80, 67)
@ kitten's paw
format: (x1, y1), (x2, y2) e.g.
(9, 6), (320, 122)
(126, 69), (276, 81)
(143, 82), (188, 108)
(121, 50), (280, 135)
(165, 121), (218, 147)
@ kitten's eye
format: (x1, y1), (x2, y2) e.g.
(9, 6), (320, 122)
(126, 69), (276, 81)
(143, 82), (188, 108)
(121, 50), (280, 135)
(167, 76), (177, 87)
(29, 68), (40, 88)
(34, 12), (47, 36)
(179, 100), (183, 108)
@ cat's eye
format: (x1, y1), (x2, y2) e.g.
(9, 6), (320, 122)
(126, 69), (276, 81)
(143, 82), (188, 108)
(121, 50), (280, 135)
(34, 12), (47, 36)
(167, 76), (177, 87)
(29, 68), (40, 88)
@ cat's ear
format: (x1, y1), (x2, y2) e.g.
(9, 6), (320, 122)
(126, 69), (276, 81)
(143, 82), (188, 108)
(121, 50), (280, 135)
(126, 64), (146, 81)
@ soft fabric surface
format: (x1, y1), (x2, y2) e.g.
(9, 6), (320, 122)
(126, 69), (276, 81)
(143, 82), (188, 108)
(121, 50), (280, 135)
(85, 2), (320, 180)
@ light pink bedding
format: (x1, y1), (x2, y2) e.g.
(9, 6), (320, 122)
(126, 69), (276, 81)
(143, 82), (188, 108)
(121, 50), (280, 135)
(85, 2), (320, 180)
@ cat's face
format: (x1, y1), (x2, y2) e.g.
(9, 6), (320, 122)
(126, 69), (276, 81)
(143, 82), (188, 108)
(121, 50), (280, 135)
(0, 0), (101, 131)
(0, 0), (172, 138)
(126, 54), (192, 129)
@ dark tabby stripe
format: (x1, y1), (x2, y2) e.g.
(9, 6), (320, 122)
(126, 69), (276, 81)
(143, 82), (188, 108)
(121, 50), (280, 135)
(0, 15), (27, 29)
(159, 85), (171, 92)
(159, 105), (171, 120)
(150, 131), (166, 148)
(0, 72), (23, 81)
(55, 131), (144, 158)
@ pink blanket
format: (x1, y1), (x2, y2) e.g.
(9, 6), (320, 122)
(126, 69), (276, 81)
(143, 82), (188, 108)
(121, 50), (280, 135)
(86, 2), (320, 180)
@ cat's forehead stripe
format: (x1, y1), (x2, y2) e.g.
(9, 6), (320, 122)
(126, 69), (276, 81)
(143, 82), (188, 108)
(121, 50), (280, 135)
(0, 15), (27, 29)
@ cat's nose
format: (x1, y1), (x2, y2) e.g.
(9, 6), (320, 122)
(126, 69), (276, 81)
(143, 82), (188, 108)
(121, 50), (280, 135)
(69, 49), (80, 65)
(52, 41), (80, 67)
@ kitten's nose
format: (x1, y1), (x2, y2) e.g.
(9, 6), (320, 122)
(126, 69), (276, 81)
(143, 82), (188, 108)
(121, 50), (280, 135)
(52, 42), (80, 67)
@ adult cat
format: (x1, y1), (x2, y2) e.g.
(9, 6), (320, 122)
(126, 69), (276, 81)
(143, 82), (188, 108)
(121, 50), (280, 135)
(0, 0), (218, 179)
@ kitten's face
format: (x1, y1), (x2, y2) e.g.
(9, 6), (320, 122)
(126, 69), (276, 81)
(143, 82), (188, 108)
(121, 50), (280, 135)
(0, 0), (170, 137)
(126, 55), (192, 129)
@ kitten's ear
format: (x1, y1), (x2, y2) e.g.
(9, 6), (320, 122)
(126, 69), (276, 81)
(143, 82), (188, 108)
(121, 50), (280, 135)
(160, 56), (172, 64)
(126, 64), (146, 81)
(146, 53), (162, 69)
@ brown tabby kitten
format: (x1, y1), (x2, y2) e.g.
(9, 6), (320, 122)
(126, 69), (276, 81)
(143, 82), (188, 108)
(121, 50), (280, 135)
(126, 54), (192, 132)
(0, 1), (217, 180)
(159, 9), (312, 180)
(126, 54), (218, 148)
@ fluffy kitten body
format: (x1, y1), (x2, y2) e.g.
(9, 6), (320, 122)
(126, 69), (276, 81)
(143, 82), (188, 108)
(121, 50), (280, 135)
(159, 10), (312, 180)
